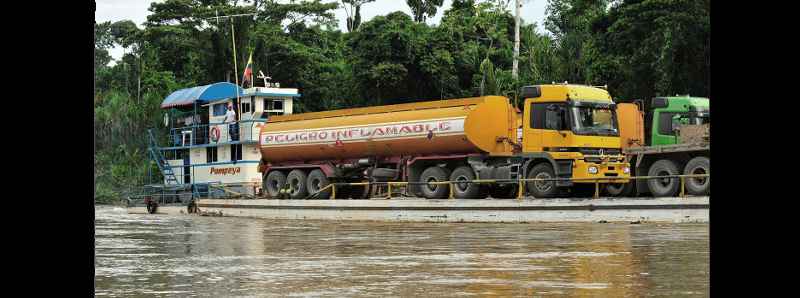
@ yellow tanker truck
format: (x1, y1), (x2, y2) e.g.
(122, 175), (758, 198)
(257, 84), (630, 199)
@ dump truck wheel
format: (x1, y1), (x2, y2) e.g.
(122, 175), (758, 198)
(647, 159), (680, 197)
(684, 157), (710, 196)
(605, 182), (634, 197)
(420, 166), (450, 199)
(286, 170), (309, 199)
(264, 171), (287, 198)
(146, 201), (158, 214)
(450, 166), (481, 199)
(489, 184), (518, 199)
(306, 169), (331, 200)
(526, 163), (558, 198)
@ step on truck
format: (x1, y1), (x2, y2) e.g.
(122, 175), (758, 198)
(607, 96), (710, 197)
(257, 84), (631, 200)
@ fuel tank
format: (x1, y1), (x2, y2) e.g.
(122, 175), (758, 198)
(259, 96), (518, 163)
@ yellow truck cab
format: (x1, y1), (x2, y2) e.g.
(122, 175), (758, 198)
(519, 84), (630, 197)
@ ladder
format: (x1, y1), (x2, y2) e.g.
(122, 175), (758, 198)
(148, 129), (179, 185)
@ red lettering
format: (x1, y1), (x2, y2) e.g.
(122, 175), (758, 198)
(439, 121), (451, 131)
(413, 124), (424, 132)
(318, 132), (328, 139)
(400, 126), (412, 134)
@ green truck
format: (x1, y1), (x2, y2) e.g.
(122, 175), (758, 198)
(607, 96), (710, 197)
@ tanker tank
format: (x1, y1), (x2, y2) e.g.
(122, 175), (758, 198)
(258, 96), (518, 163)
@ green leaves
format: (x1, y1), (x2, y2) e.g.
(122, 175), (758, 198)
(406, 0), (444, 23)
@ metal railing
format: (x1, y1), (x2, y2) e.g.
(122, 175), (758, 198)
(299, 174), (709, 200)
(123, 182), (227, 207)
(167, 119), (266, 147)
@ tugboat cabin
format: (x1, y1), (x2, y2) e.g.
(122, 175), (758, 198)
(152, 81), (299, 197)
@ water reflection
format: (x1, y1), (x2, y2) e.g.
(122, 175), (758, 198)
(95, 206), (709, 297)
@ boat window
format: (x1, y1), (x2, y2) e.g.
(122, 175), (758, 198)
(273, 100), (283, 110)
(242, 102), (251, 113)
(230, 144), (243, 161)
(206, 147), (218, 163)
(212, 104), (227, 117)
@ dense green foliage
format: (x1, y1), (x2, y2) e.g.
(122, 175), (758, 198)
(94, 0), (709, 202)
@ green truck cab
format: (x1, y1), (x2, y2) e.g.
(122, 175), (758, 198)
(647, 96), (710, 146)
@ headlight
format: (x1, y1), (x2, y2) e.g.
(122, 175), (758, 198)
(623, 166), (630, 174)
(588, 166), (598, 174)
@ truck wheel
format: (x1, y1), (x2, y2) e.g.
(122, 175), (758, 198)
(306, 169), (331, 200)
(489, 184), (519, 199)
(570, 184), (596, 198)
(420, 166), (451, 199)
(647, 159), (680, 197)
(450, 166), (481, 199)
(526, 163), (559, 198)
(684, 157), (710, 196)
(264, 171), (287, 198)
(605, 183), (634, 197)
(349, 184), (371, 200)
(146, 201), (158, 214)
(286, 170), (309, 200)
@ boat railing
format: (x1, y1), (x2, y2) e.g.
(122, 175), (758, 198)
(167, 119), (267, 148)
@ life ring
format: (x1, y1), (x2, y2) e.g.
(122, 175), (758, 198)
(210, 126), (221, 142)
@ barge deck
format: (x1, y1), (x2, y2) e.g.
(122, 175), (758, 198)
(127, 196), (709, 223)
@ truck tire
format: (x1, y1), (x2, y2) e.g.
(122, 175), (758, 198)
(146, 201), (158, 214)
(570, 184), (596, 198)
(647, 159), (680, 197)
(286, 170), (309, 200)
(684, 157), (710, 196)
(489, 184), (519, 199)
(306, 169), (331, 200)
(349, 184), (371, 200)
(450, 166), (481, 199)
(605, 182), (634, 197)
(420, 166), (451, 199)
(526, 163), (559, 198)
(264, 171), (287, 198)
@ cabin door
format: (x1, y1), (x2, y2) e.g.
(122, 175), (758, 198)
(183, 153), (191, 184)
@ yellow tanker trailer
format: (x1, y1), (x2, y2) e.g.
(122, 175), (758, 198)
(258, 84), (630, 200)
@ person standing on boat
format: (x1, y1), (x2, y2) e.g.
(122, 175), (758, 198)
(224, 103), (238, 141)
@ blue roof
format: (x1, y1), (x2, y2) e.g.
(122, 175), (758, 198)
(161, 82), (244, 109)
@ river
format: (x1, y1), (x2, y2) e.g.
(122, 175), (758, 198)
(95, 205), (709, 297)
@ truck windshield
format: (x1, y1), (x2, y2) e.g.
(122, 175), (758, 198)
(571, 106), (619, 136)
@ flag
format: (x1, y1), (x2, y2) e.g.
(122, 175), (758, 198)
(241, 51), (253, 87)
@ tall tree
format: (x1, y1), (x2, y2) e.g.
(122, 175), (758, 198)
(588, 0), (710, 100)
(406, 0), (444, 23)
(341, 0), (375, 32)
(545, 0), (609, 83)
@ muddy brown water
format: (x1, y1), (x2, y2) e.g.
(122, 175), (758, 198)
(95, 205), (709, 297)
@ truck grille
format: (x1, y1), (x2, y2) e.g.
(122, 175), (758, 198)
(579, 148), (621, 155)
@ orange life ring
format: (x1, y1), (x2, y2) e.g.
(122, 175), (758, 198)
(210, 126), (221, 142)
